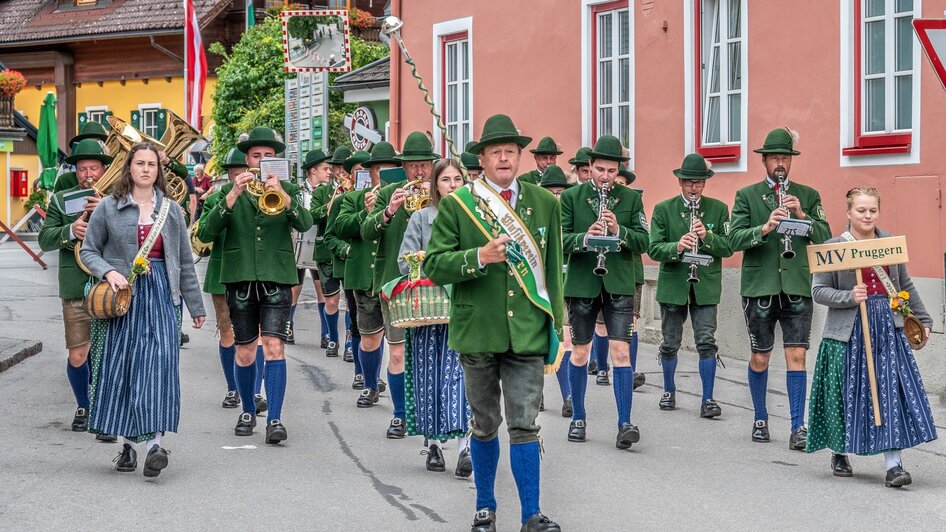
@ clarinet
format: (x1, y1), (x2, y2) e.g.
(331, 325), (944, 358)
(687, 193), (700, 283)
(593, 184), (610, 277)
(775, 170), (795, 259)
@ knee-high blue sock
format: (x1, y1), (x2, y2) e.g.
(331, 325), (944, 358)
(326, 310), (340, 343)
(264, 359), (287, 423)
(66, 361), (90, 409)
(470, 437), (500, 512)
(748, 366), (769, 421)
(289, 304), (297, 329)
(593, 333), (609, 372)
(661, 355), (678, 393)
(787, 370), (807, 431)
(388, 371), (406, 419)
(219, 343), (237, 392)
(613, 366), (634, 427)
(361, 346), (382, 390)
(352, 336), (363, 376)
(235, 362), (257, 415)
(555, 351), (571, 401)
(317, 302), (328, 337)
(630, 331), (639, 369)
(254, 345), (264, 395)
(568, 361), (588, 420)
(345, 312), (352, 331)
(699, 357), (717, 401)
(509, 441), (541, 524)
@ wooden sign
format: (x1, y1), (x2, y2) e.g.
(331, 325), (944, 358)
(807, 236), (909, 273)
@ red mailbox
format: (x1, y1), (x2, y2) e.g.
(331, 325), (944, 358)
(10, 169), (28, 198)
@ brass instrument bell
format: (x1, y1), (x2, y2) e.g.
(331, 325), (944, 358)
(401, 178), (430, 213)
(247, 168), (287, 215)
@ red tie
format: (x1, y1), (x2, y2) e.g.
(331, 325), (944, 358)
(500, 189), (513, 203)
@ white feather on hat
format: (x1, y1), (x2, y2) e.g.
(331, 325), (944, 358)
(784, 126), (799, 148)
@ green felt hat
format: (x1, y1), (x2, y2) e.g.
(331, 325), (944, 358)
(568, 147), (591, 167)
(538, 165), (573, 189)
(344, 150), (371, 174)
(464, 141), (477, 153)
(753, 128), (800, 156)
(587, 135), (629, 162)
(397, 131), (438, 161)
(619, 164), (637, 184)
(530, 136), (562, 155)
(672, 153), (714, 180)
(237, 127), (286, 154)
(467, 114), (532, 154)
(220, 147), (248, 169)
(65, 138), (113, 165)
(70, 121), (109, 146)
(365, 141), (401, 167)
(329, 146), (352, 165)
(460, 151), (482, 170)
(302, 149), (330, 170)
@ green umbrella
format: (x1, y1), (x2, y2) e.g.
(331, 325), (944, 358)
(37, 92), (58, 190)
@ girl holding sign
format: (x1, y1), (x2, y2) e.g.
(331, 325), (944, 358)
(807, 187), (935, 488)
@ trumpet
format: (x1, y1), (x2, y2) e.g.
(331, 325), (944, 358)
(687, 193), (700, 283)
(401, 178), (430, 213)
(774, 170), (795, 259)
(246, 168), (287, 215)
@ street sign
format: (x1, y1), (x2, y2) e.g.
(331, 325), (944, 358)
(345, 106), (383, 151)
(806, 236), (909, 273)
(914, 19), (946, 92)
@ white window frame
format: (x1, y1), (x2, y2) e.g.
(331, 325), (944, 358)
(138, 103), (162, 139)
(432, 17), (473, 158)
(699, 0), (744, 146)
(85, 105), (109, 125)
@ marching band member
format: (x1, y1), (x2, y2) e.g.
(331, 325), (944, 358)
(729, 128), (830, 448)
(647, 154), (733, 417)
(325, 146), (353, 356)
(615, 164), (647, 391)
(425, 114), (564, 532)
(363, 132), (438, 438)
(517, 136), (561, 185)
(53, 122), (110, 193)
(461, 141), (483, 180)
(560, 135), (648, 449)
(201, 127), (313, 444)
(569, 146), (592, 185)
(302, 148), (340, 355)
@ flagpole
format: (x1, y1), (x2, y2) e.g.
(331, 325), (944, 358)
(183, 0), (189, 126)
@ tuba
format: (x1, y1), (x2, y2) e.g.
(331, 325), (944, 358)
(402, 178), (430, 213)
(190, 220), (212, 258)
(160, 110), (204, 205)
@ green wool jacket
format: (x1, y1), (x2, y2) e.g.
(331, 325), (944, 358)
(200, 181), (312, 286)
(53, 172), (79, 194)
(648, 195), (733, 305)
(561, 181), (650, 297)
(195, 191), (228, 295)
(335, 188), (379, 292)
(516, 170), (541, 185)
(361, 179), (411, 293)
(728, 179), (831, 297)
(322, 190), (352, 282)
(308, 183), (337, 264)
(38, 186), (94, 299)
(425, 180), (564, 356)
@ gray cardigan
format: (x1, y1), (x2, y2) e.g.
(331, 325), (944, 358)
(398, 205), (438, 276)
(81, 189), (206, 318)
(812, 228), (931, 341)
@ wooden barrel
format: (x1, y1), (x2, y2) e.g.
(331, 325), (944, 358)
(84, 282), (133, 319)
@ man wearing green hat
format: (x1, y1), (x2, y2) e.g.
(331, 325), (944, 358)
(362, 132), (438, 438)
(321, 146), (354, 359)
(39, 138), (115, 440)
(568, 147), (592, 185)
(559, 134), (649, 450)
(461, 140), (483, 180)
(336, 142), (399, 409)
(201, 126), (313, 445)
(53, 122), (110, 193)
(648, 153), (733, 418)
(425, 114), (564, 532)
(729, 127), (831, 448)
(517, 135), (562, 185)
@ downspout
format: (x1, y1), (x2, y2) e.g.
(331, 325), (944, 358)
(150, 35), (184, 63)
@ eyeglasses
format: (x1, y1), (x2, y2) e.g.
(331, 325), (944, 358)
(681, 180), (705, 187)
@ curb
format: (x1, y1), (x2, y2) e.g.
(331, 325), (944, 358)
(0, 340), (43, 373)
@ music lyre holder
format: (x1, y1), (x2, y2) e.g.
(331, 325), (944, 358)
(586, 235), (621, 253)
(776, 218), (812, 237)
(682, 251), (714, 267)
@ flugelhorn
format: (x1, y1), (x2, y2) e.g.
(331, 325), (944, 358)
(246, 168), (286, 215)
(774, 170), (795, 259)
(401, 178), (430, 213)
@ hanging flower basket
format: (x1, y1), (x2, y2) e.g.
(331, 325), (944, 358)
(0, 70), (26, 128)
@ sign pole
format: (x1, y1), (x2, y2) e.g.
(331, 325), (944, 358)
(854, 268), (883, 427)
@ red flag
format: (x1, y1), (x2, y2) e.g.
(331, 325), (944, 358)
(184, 0), (207, 129)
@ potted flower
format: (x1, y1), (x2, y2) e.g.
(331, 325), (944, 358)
(0, 69), (27, 127)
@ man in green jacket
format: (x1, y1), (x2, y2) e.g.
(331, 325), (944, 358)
(648, 153), (733, 418)
(301, 148), (340, 354)
(324, 146), (354, 359)
(425, 114), (564, 532)
(201, 127), (313, 445)
(729, 128), (831, 448)
(362, 131), (437, 438)
(559, 135), (649, 450)
(517, 136), (561, 185)
(568, 146), (592, 185)
(53, 122), (110, 193)
(39, 139), (114, 439)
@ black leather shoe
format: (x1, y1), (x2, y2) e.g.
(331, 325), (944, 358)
(221, 391), (240, 409)
(96, 434), (117, 442)
(596, 370), (610, 386)
(265, 420), (288, 444)
(320, 335), (330, 349)
(616, 423), (640, 449)
(455, 447), (473, 478)
(633, 371), (646, 390)
(539, 394), (545, 412)
(751, 420), (770, 443)
(789, 425), (808, 451)
(426, 443), (446, 472)
(285, 329), (295, 345)
(326, 341), (339, 357)
(352, 374), (365, 390)
(832, 453), (853, 477)
(343, 346), (354, 363)
(254, 395), (268, 414)
(113, 443), (137, 472)
(471, 509), (497, 532)
(357, 388), (379, 408)
(386, 418), (406, 439)
(235, 412), (257, 436)
(180, 333), (189, 346)
(885, 465), (912, 488)
(521, 513), (561, 532)
(143, 444), (169, 478)
(587, 360), (597, 375)
(561, 396), (572, 418)
(378, 378), (387, 393)
(567, 419), (587, 442)
(71, 407), (89, 432)
(700, 399), (722, 418)
(659, 392), (676, 410)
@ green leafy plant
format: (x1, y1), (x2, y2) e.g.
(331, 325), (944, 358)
(24, 189), (48, 210)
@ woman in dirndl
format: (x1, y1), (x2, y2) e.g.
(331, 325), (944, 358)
(81, 142), (206, 479)
(807, 187), (935, 487)
(397, 158), (472, 476)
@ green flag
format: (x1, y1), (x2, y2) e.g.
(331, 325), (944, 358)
(246, 0), (255, 29)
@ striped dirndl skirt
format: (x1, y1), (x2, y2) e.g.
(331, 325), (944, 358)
(88, 260), (182, 441)
(404, 324), (471, 440)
